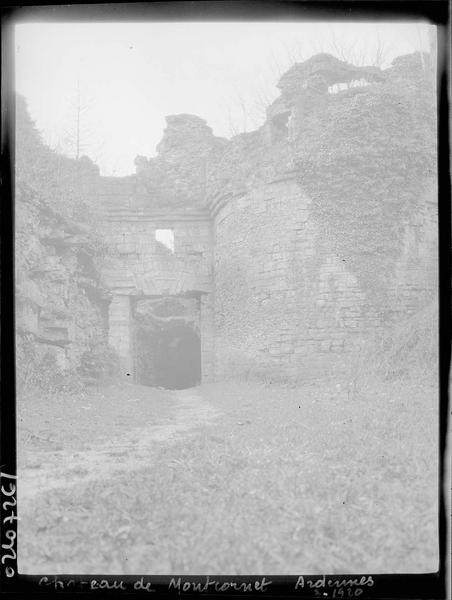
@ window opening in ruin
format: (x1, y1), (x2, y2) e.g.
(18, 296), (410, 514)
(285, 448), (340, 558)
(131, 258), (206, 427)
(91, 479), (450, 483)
(155, 228), (174, 253)
(328, 79), (369, 94)
(271, 111), (291, 143)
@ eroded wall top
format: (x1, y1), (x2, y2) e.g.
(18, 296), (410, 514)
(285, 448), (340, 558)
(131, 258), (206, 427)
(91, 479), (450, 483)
(98, 51), (435, 218)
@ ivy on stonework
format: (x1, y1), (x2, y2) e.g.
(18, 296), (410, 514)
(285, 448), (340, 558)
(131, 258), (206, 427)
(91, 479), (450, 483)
(294, 69), (436, 308)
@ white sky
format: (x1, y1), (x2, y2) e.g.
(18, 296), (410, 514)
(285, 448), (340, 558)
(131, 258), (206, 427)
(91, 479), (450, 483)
(15, 21), (433, 176)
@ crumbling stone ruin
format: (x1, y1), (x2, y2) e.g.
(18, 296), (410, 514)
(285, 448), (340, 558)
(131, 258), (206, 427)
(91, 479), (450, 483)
(15, 96), (109, 380)
(16, 52), (437, 389)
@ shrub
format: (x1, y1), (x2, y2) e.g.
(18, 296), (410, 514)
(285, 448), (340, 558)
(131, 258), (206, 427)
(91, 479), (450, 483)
(16, 335), (85, 396)
(350, 301), (438, 396)
(77, 341), (120, 383)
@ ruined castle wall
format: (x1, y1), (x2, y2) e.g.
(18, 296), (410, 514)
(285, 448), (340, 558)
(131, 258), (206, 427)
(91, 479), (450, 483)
(393, 179), (438, 308)
(213, 184), (438, 384)
(212, 176), (383, 383)
(99, 53), (437, 386)
(212, 176), (437, 383)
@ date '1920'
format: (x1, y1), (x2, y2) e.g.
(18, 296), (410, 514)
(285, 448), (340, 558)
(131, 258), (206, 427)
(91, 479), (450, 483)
(295, 575), (374, 597)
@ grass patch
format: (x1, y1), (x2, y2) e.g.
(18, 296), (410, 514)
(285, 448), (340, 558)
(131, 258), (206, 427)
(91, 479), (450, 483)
(18, 378), (438, 575)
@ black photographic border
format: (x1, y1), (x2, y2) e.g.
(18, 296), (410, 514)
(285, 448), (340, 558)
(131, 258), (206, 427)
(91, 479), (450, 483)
(1, 1), (450, 598)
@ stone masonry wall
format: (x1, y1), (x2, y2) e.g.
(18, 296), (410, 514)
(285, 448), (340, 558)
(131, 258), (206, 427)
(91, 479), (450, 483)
(99, 204), (214, 381)
(101, 214), (212, 296)
(212, 177), (379, 382)
(210, 52), (437, 383)
(212, 174), (437, 383)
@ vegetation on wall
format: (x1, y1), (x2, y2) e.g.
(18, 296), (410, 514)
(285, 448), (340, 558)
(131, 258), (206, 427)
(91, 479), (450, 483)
(16, 334), (85, 395)
(294, 53), (436, 308)
(15, 96), (108, 288)
(77, 341), (120, 384)
(15, 95), (111, 387)
(349, 299), (438, 401)
(16, 94), (100, 223)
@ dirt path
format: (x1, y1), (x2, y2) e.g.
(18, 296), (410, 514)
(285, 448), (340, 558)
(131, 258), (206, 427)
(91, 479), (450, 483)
(18, 386), (221, 503)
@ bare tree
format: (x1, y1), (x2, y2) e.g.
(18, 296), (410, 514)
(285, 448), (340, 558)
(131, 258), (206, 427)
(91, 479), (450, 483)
(415, 22), (438, 77)
(61, 78), (96, 161)
(372, 34), (392, 68)
(251, 86), (275, 124)
(236, 94), (249, 133)
(224, 90), (254, 137)
(223, 32), (399, 138)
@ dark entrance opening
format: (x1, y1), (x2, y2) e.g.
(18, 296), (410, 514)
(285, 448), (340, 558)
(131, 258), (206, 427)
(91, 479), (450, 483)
(134, 297), (201, 390)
